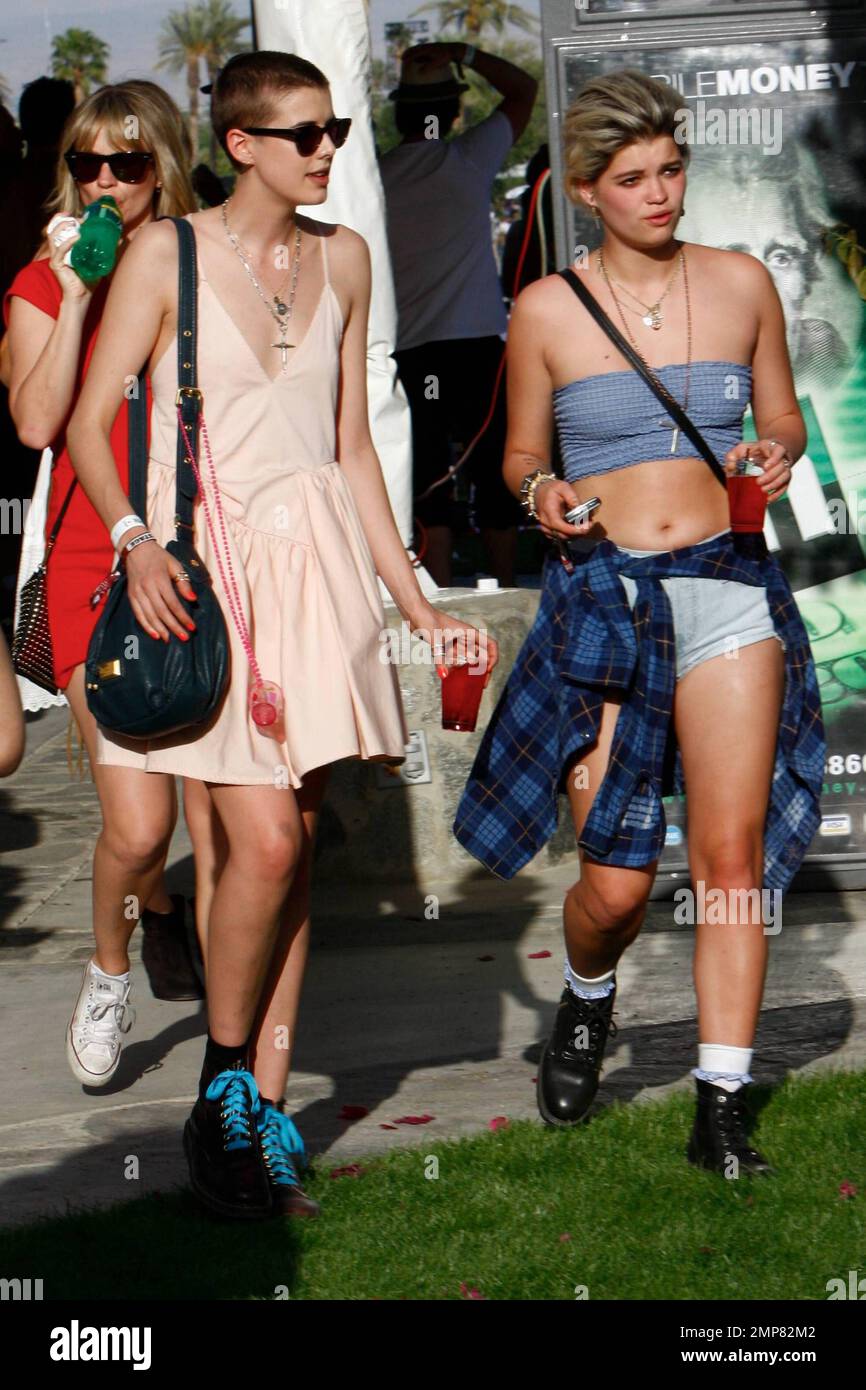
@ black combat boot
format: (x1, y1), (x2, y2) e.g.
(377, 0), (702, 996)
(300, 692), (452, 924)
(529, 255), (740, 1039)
(140, 894), (204, 1001)
(183, 1066), (273, 1219)
(687, 1079), (774, 1177)
(537, 982), (617, 1126)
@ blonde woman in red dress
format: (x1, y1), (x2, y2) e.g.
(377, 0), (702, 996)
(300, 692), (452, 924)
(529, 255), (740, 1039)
(5, 80), (216, 1085)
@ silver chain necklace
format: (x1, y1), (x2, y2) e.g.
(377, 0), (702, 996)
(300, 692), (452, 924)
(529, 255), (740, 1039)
(220, 198), (302, 371)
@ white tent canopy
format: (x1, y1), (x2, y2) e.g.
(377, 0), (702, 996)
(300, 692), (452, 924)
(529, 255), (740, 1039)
(252, 0), (437, 599)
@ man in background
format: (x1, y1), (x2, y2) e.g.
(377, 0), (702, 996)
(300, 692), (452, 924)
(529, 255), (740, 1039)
(379, 42), (536, 588)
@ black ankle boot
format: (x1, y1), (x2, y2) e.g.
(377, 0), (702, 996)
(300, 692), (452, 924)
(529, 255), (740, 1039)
(537, 983), (618, 1126)
(687, 1079), (774, 1177)
(140, 894), (204, 1002)
(183, 1068), (273, 1219)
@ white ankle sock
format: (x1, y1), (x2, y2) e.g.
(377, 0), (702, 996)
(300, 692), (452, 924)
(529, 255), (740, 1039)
(565, 960), (615, 1000)
(693, 1043), (753, 1092)
(90, 959), (130, 984)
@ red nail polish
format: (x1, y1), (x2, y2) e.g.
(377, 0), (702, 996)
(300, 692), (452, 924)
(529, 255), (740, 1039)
(180, 632), (189, 642)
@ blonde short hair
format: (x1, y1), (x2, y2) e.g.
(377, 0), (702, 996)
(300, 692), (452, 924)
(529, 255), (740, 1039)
(563, 70), (690, 201)
(46, 79), (196, 222)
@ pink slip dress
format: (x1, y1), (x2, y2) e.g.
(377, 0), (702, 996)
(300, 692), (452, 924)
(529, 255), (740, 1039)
(96, 216), (410, 785)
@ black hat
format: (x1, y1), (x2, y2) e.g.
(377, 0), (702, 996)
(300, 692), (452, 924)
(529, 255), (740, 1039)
(388, 52), (468, 104)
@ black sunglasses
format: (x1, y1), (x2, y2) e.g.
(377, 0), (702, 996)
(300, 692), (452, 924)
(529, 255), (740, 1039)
(64, 149), (155, 184)
(240, 117), (352, 157)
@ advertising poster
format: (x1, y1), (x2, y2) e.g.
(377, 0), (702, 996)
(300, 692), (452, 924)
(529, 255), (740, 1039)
(560, 28), (866, 885)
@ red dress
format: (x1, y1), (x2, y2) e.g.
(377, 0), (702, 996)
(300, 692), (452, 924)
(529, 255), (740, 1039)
(3, 259), (150, 689)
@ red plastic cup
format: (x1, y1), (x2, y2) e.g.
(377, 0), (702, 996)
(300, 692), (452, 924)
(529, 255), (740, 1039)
(437, 659), (488, 732)
(727, 468), (768, 534)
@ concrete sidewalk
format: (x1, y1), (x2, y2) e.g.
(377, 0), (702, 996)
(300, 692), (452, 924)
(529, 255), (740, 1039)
(1, 710), (864, 1227)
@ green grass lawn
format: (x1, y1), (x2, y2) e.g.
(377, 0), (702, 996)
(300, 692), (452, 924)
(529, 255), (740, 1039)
(2, 1070), (864, 1300)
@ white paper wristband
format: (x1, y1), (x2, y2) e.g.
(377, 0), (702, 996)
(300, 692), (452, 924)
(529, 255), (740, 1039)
(110, 515), (145, 550)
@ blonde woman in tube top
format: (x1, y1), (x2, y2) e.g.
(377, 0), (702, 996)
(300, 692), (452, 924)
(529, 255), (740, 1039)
(453, 70), (825, 1178)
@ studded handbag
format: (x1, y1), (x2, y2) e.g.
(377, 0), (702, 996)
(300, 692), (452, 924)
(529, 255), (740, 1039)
(11, 477), (77, 694)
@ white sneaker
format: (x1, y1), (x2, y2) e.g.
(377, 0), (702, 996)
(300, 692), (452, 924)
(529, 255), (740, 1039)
(66, 957), (136, 1086)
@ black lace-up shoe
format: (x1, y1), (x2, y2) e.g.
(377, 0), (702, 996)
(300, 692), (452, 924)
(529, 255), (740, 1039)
(183, 1068), (273, 1218)
(537, 982), (618, 1126)
(687, 1079), (774, 1177)
(141, 893), (204, 1001)
(257, 1103), (320, 1218)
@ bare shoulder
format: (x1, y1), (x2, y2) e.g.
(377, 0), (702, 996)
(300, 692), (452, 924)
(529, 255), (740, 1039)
(301, 217), (367, 265)
(512, 274), (562, 321)
(120, 218), (179, 295)
(686, 241), (773, 295)
(128, 216), (180, 262)
(511, 273), (569, 349)
(300, 218), (366, 324)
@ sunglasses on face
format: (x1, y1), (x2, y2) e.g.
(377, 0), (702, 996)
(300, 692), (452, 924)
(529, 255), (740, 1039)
(240, 117), (352, 157)
(64, 149), (155, 184)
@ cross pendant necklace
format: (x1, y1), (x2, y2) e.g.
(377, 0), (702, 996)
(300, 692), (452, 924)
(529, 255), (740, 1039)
(221, 199), (302, 375)
(272, 328), (294, 369)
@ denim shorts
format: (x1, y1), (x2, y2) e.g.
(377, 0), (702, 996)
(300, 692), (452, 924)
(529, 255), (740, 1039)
(613, 527), (785, 682)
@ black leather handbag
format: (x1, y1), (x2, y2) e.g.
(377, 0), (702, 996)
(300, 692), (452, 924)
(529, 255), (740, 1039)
(85, 216), (230, 738)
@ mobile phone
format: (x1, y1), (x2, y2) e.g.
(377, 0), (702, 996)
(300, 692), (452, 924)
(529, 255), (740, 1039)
(564, 496), (601, 526)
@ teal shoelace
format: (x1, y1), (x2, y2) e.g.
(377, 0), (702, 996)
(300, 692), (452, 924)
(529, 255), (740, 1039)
(258, 1105), (307, 1187)
(205, 1069), (261, 1151)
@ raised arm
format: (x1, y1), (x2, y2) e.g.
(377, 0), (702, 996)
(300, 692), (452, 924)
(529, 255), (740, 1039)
(7, 232), (93, 450)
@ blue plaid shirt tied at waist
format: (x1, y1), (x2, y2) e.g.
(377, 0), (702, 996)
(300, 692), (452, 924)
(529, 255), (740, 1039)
(452, 530), (825, 891)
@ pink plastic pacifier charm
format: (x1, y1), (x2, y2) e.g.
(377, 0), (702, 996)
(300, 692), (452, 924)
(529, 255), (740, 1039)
(249, 680), (283, 729)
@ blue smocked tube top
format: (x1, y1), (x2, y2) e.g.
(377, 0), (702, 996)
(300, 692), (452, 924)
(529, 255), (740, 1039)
(552, 360), (752, 483)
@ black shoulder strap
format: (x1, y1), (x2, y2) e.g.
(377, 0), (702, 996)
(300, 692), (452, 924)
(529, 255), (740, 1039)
(557, 267), (728, 489)
(45, 476), (77, 550)
(126, 373), (147, 520)
(168, 215), (201, 538)
(122, 217), (199, 547)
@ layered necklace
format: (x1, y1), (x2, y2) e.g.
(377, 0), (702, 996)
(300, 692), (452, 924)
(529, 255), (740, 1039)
(221, 197), (302, 372)
(597, 247), (692, 454)
(602, 250), (682, 330)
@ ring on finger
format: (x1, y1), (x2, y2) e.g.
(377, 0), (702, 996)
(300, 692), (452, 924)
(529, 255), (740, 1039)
(172, 570), (190, 584)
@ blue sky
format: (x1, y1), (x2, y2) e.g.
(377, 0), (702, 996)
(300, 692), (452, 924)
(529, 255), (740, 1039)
(0, 1), (543, 113)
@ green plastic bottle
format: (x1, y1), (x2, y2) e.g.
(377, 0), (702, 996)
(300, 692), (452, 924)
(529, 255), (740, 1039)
(69, 195), (123, 285)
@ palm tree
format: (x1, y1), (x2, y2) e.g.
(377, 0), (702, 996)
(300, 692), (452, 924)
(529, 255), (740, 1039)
(409, 0), (539, 40)
(385, 23), (420, 91)
(200, 0), (251, 165)
(51, 28), (110, 103)
(158, 2), (250, 163)
(157, 5), (209, 158)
